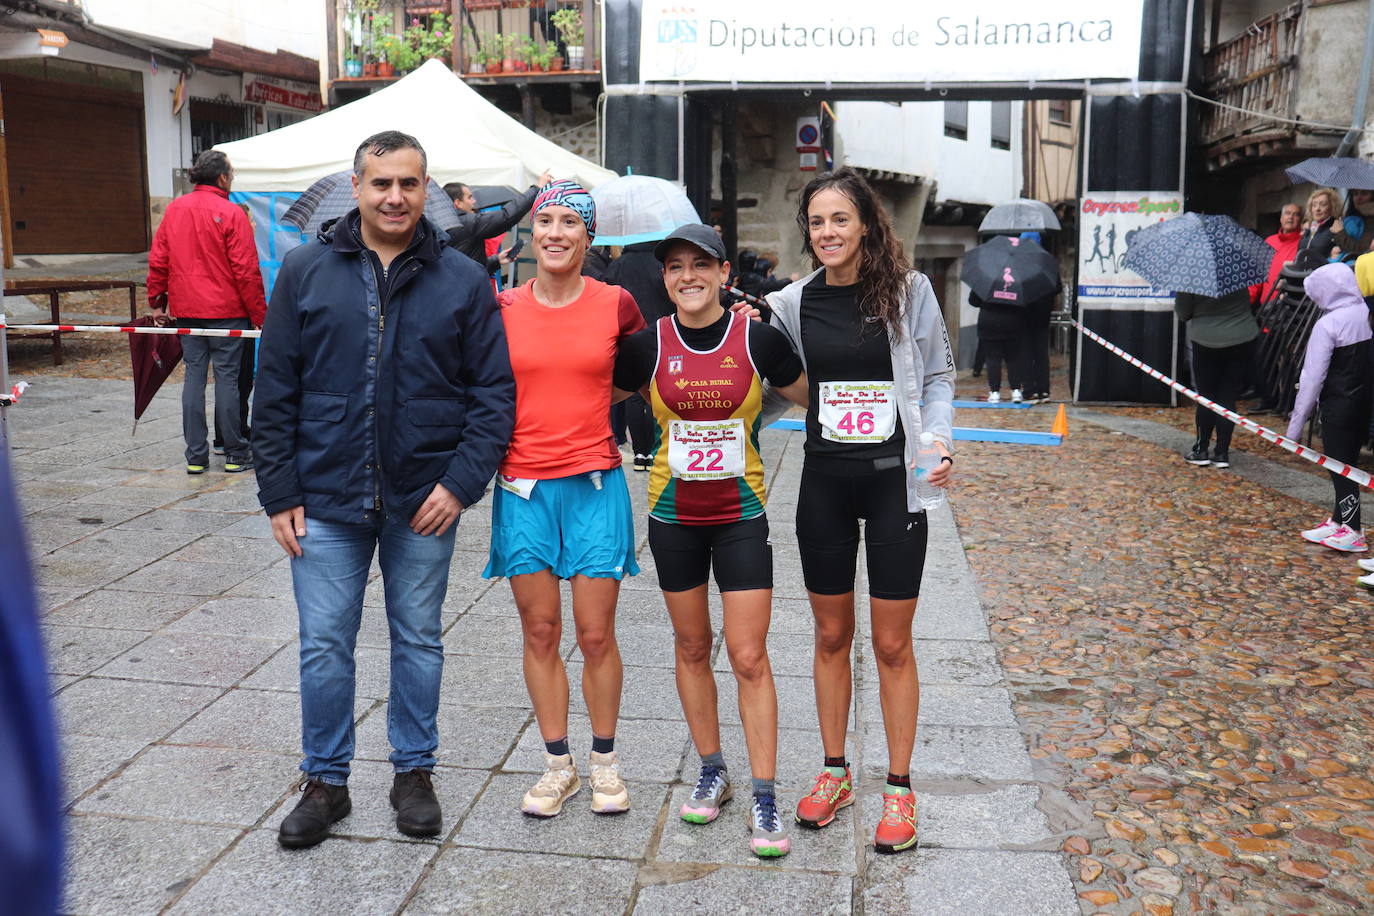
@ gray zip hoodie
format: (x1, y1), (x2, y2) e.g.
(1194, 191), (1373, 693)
(765, 268), (956, 512)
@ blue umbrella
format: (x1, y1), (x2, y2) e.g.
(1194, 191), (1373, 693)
(1285, 157), (1374, 190)
(1121, 213), (1272, 297)
(280, 171), (462, 236)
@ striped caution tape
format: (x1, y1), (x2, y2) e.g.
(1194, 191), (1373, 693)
(1074, 319), (1374, 490)
(0, 322), (261, 338)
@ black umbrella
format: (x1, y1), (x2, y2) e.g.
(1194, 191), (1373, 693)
(960, 236), (1060, 306)
(281, 170), (462, 236)
(1121, 212), (1271, 297)
(1285, 157), (1374, 190)
(128, 314), (182, 435)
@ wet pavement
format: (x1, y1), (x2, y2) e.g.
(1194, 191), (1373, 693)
(10, 375), (1077, 916)
(9, 358), (1373, 914)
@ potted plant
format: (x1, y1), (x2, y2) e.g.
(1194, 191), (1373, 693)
(515, 36), (535, 72)
(363, 53), (379, 76)
(374, 29), (402, 76)
(551, 7), (583, 69)
(500, 34), (518, 74)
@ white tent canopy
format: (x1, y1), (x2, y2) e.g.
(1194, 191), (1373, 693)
(217, 59), (615, 193)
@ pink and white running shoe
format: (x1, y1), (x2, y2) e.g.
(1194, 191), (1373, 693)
(1321, 525), (1368, 553)
(1301, 518), (1341, 544)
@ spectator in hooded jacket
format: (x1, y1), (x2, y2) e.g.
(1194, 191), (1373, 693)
(147, 150), (266, 475)
(1287, 264), (1372, 555)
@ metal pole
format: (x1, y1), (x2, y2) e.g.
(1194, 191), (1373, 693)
(1, 318), (10, 456)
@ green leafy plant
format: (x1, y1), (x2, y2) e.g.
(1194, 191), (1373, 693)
(550, 7), (583, 47)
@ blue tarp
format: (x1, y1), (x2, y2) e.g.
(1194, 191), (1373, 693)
(230, 191), (308, 299)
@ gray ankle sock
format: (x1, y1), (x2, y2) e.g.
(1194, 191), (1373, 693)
(751, 777), (775, 797)
(701, 750), (726, 770)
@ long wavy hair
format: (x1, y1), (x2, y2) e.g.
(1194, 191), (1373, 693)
(796, 168), (910, 335)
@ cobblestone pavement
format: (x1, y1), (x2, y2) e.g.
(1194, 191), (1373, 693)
(10, 376), (1077, 916)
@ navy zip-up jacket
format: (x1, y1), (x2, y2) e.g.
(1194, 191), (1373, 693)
(253, 211), (515, 523)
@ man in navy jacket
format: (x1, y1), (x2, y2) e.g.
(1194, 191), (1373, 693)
(253, 130), (515, 848)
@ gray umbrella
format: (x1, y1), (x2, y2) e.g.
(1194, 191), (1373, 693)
(1121, 213), (1272, 297)
(281, 170), (462, 236)
(978, 198), (1061, 233)
(1285, 157), (1374, 190)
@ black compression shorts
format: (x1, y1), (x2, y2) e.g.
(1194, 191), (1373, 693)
(647, 515), (773, 593)
(794, 462), (928, 600)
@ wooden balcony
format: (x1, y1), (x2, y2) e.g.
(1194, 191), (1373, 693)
(1198, 1), (1357, 170)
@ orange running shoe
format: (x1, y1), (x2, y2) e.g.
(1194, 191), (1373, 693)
(873, 790), (918, 853)
(794, 767), (854, 829)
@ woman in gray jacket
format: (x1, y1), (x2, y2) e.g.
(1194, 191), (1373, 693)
(765, 168), (955, 854)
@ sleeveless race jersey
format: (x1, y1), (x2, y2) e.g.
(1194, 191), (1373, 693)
(648, 312), (767, 525)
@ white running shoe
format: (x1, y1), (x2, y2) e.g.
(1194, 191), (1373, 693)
(1301, 518), (1341, 544)
(1357, 557), (1374, 573)
(521, 752), (580, 817)
(1011, 388), (1023, 403)
(987, 391), (1001, 403)
(1321, 525), (1368, 553)
(1359, 571), (1374, 588)
(588, 750), (630, 814)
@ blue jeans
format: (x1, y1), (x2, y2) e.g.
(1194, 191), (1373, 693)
(290, 511), (457, 785)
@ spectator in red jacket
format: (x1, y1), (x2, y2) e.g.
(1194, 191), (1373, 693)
(1251, 203), (1303, 306)
(148, 150), (267, 474)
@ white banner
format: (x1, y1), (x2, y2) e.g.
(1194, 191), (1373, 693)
(638, 0), (1145, 83)
(1076, 192), (1184, 311)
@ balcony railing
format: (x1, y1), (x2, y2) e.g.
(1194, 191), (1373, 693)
(1198, 2), (1303, 155)
(330, 0), (596, 86)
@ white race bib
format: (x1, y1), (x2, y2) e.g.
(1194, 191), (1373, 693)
(667, 418), (747, 480)
(496, 475), (537, 500)
(818, 381), (897, 443)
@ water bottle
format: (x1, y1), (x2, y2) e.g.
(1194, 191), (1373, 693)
(913, 431), (945, 510)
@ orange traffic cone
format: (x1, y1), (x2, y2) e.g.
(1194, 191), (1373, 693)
(1051, 403), (1068, 438)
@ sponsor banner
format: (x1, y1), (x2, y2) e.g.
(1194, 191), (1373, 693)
(639, 0), (1144, 83)
(1076, 191), (1183, 311)
(243, 74), (323, 113)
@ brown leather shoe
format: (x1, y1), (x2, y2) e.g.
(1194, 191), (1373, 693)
(278, 778), (351, 848)
(391, 769), (442, 837)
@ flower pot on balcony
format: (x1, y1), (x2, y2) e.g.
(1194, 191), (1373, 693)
(363, 61), (379, 76)
(345, 59), (363, 77)
(486, 59), (502, 74)
(378, 61), (395, 77)
(549, 55), (564, 71)
(502, 57), (516, 72)
(566, 46), (584, 70)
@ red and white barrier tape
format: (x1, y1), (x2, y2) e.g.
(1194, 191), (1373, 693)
(1075, 320), (1373, 490)
(0, 322), (261, 339)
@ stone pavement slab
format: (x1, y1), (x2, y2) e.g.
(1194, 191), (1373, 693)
(10, 377), (1079, 914)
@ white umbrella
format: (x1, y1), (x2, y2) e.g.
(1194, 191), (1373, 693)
(979, 198), (1061, 233)
(590, 175), (701, 246)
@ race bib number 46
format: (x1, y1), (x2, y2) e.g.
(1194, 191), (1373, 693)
(668, 418), (747, 480)
(818, 381), (896, 443)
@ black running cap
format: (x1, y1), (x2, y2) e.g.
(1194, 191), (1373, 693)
(654, 223), (727, 263)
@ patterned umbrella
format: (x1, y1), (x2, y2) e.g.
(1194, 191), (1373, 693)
(281, 170), (462, 236)
(978, 198), (1061, 233)
(1121, 213), (1272, 297)
(960, 235), (1060, 307)
(1285, 157), (1374, 190)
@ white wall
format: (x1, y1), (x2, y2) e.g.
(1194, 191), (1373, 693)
(837, 100), (1021, 204)
(82, 0), (322, 59)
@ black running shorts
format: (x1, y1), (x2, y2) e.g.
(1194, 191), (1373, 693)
(794, 462), (928, 600)
(647, 515), (773, 593)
